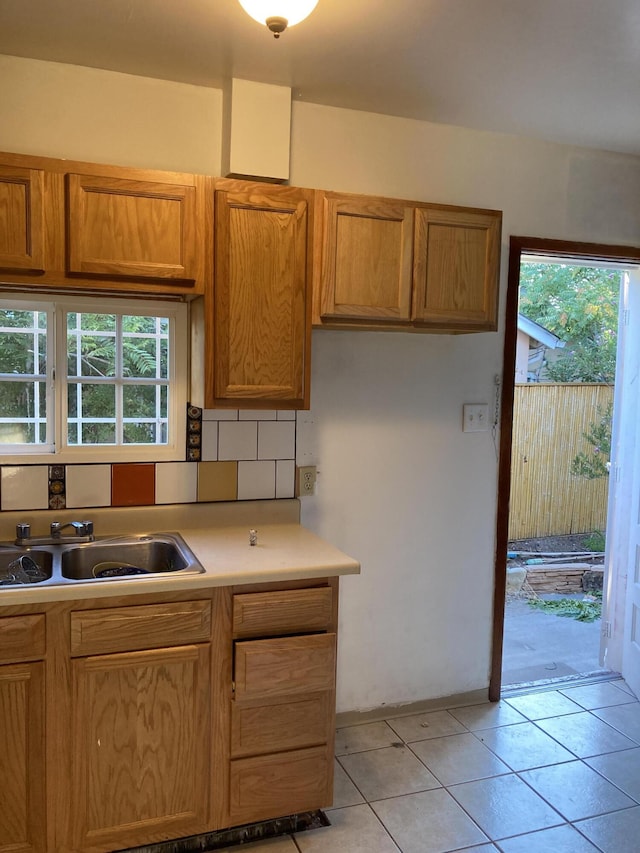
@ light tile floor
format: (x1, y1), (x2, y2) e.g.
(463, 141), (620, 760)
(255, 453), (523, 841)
(225, 678), (640, 853)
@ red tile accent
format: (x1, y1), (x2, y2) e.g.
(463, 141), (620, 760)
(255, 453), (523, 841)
(111, 464), (155, 507)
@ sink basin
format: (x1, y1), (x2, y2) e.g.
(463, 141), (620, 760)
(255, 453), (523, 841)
(60, 533), (205, 581)
(0, 547), (53, 585)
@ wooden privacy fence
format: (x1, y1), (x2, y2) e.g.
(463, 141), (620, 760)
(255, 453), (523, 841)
(509, 383), (613, 540)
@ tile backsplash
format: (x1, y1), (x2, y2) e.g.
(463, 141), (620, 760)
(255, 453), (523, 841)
(0, 409), (297, 512)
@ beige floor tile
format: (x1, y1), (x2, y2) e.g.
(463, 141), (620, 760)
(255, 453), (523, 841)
(593, 701), (640, 742)
(335, 721), (399, 755)
(410, 732), (510, 786)
(386, 709), (466, 743)
(585, 746), (640, 800)
(449, 774), (562, 840)
(339, 744), (440, 801)
(505, 690), (582, 720)
(576, 805), (640, 853)
(520, 760), (635, 821)
(535, 710), (637, 757)
(448, 701), (526, 731)
(475, 721), (575, 771)
(295, 804), (399, 852)
(331, 759), (365, 809)
(372, 788), (489, 853)
(560, 681), (638, 710)
(497, 824), (600, 852)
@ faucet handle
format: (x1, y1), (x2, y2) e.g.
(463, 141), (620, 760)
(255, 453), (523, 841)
(15, 523), (31, 542)
(79, 521), (94, 538)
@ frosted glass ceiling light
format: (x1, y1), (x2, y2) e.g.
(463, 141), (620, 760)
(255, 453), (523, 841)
(238, 0), (319, 37)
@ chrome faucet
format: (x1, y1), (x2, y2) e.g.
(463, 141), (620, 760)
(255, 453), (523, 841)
(15, 520), (95, 546)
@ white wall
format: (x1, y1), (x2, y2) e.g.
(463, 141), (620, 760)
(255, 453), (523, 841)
(2, 55), (640, 712)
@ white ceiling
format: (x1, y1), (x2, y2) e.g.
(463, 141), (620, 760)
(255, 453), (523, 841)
(1, 0), (639, 156)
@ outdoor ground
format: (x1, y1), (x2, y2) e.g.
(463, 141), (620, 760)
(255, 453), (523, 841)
(502, 534), (607, 688)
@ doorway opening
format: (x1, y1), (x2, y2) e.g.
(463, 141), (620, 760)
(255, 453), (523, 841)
(502, 256), (621, 690)
(490, 237), (640, 702)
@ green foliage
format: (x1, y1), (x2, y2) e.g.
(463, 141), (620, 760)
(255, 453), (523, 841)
(570, 402), (612, 480)
(519, 263), (620, 383)
(584, 530), (606, 552)
(527, 595), (602, 622)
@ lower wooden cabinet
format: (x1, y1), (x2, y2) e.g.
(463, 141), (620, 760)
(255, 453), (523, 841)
(0, 662), (46, 853)
(0, 578), (339, 853)
(69, 644), (211, 851)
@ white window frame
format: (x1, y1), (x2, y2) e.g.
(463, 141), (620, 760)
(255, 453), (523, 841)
(0, 294), (187, 464)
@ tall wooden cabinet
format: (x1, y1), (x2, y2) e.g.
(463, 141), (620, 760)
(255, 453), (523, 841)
(314, 190), (501, 332)
(0, 152), (208, 295)
(204, 179), (313, 409)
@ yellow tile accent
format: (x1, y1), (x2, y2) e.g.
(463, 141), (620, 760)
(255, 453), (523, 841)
(197, 461), (238, 502)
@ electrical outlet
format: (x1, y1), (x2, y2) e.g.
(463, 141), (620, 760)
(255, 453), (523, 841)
(297, 465), (317, 496)
(463, 404), (489, 433)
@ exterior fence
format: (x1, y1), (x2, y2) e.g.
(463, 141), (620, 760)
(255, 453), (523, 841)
(508, 383), (613, 540)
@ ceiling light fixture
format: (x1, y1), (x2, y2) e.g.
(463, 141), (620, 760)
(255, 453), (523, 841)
(237, 0), (319, 38)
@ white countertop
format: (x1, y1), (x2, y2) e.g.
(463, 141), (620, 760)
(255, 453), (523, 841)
(0, 501), (360, 606)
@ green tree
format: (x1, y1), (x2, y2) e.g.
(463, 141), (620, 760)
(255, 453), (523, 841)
(519, 263), (620, 383)
(570, 402), (612, 480)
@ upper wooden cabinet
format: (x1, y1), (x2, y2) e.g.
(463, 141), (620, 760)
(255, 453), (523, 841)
(0, 152), (208, 295)
(206, 179), (313, 409)
(314, 190), (502, 332)
(413, 206), (501, 330)
(319, 192), (414, 323)
(0, 164), (45, 273)
(66, 173), (199, 283)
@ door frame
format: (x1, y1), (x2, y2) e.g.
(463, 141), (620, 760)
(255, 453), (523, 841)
(489, 235), (640, 701)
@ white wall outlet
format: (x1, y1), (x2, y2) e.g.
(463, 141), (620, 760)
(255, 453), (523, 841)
(463, 404), (489, 433)
(297, 465), (317, 496)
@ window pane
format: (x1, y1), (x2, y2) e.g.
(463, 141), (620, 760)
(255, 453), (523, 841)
(123, 315), (158, 334)
(81, 422), (116, 444)
(0, 380), (46, 444)
(0, 332), (37, 374)
(0, 309), (36, 328)
(72, 383), (115, 419)
(123, 385), (157, 418)
(0, 422), (36, 443)
(122, 338), (158, 378)
(123, 422), (158, 444)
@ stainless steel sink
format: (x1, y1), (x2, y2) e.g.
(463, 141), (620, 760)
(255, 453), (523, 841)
(0, 533), (204, 587)
(60, 534), (204, 581)
(0, 547), (53, 585)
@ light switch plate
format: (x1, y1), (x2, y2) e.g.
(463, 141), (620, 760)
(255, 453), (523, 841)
(463, 404), (489, 433)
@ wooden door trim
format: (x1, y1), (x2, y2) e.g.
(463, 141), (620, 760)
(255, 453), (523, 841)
(489, 236), (640, 701)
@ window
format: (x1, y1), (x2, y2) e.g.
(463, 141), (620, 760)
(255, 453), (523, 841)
(0, 295), (187, 462)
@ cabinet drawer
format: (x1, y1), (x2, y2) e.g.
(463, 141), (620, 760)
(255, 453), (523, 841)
(229, 746), (331, 825)
(233, 587), (333, 638)
(234, 633), (336, 701)
(71, 600), (211, 656)
(0, 614), (45, 663)
(231, 693), (331, 757)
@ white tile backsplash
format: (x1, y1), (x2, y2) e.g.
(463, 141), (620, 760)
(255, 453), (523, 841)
(66, 464), (111, 508)
(239, 410), (277, 420)
(218, 421), (258, 461)
(155, 462), (197, 504)
(201, 421), (219, 461)
(237, 460), (276, 500)
(277, 410), (296, 421)
(276, 460), (296, 498)
(258, 421), (296, 460)
(202, 409), (238, 421)
(1, 465), (49, 511)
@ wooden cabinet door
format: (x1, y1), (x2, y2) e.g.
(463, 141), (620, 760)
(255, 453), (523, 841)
(70, 645), (210, 852)
(319, 192), (414, 323)
(210, 181), (312, 408)
(0, 662), (46, 853)
(413, 207), (501, 330)
(66, 173), (198, 286)
(0, 165), (45, 273)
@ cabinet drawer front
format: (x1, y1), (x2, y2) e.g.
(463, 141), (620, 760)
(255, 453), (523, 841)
(233, 587), (333, 638)
(71, 600), (211, 656)
(66, 173), (197, 281)
(229, 746), (331, 825)
(231, 693), (331, 757)
(0, 614), (45, 663)
(234, 633), (336, 701)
